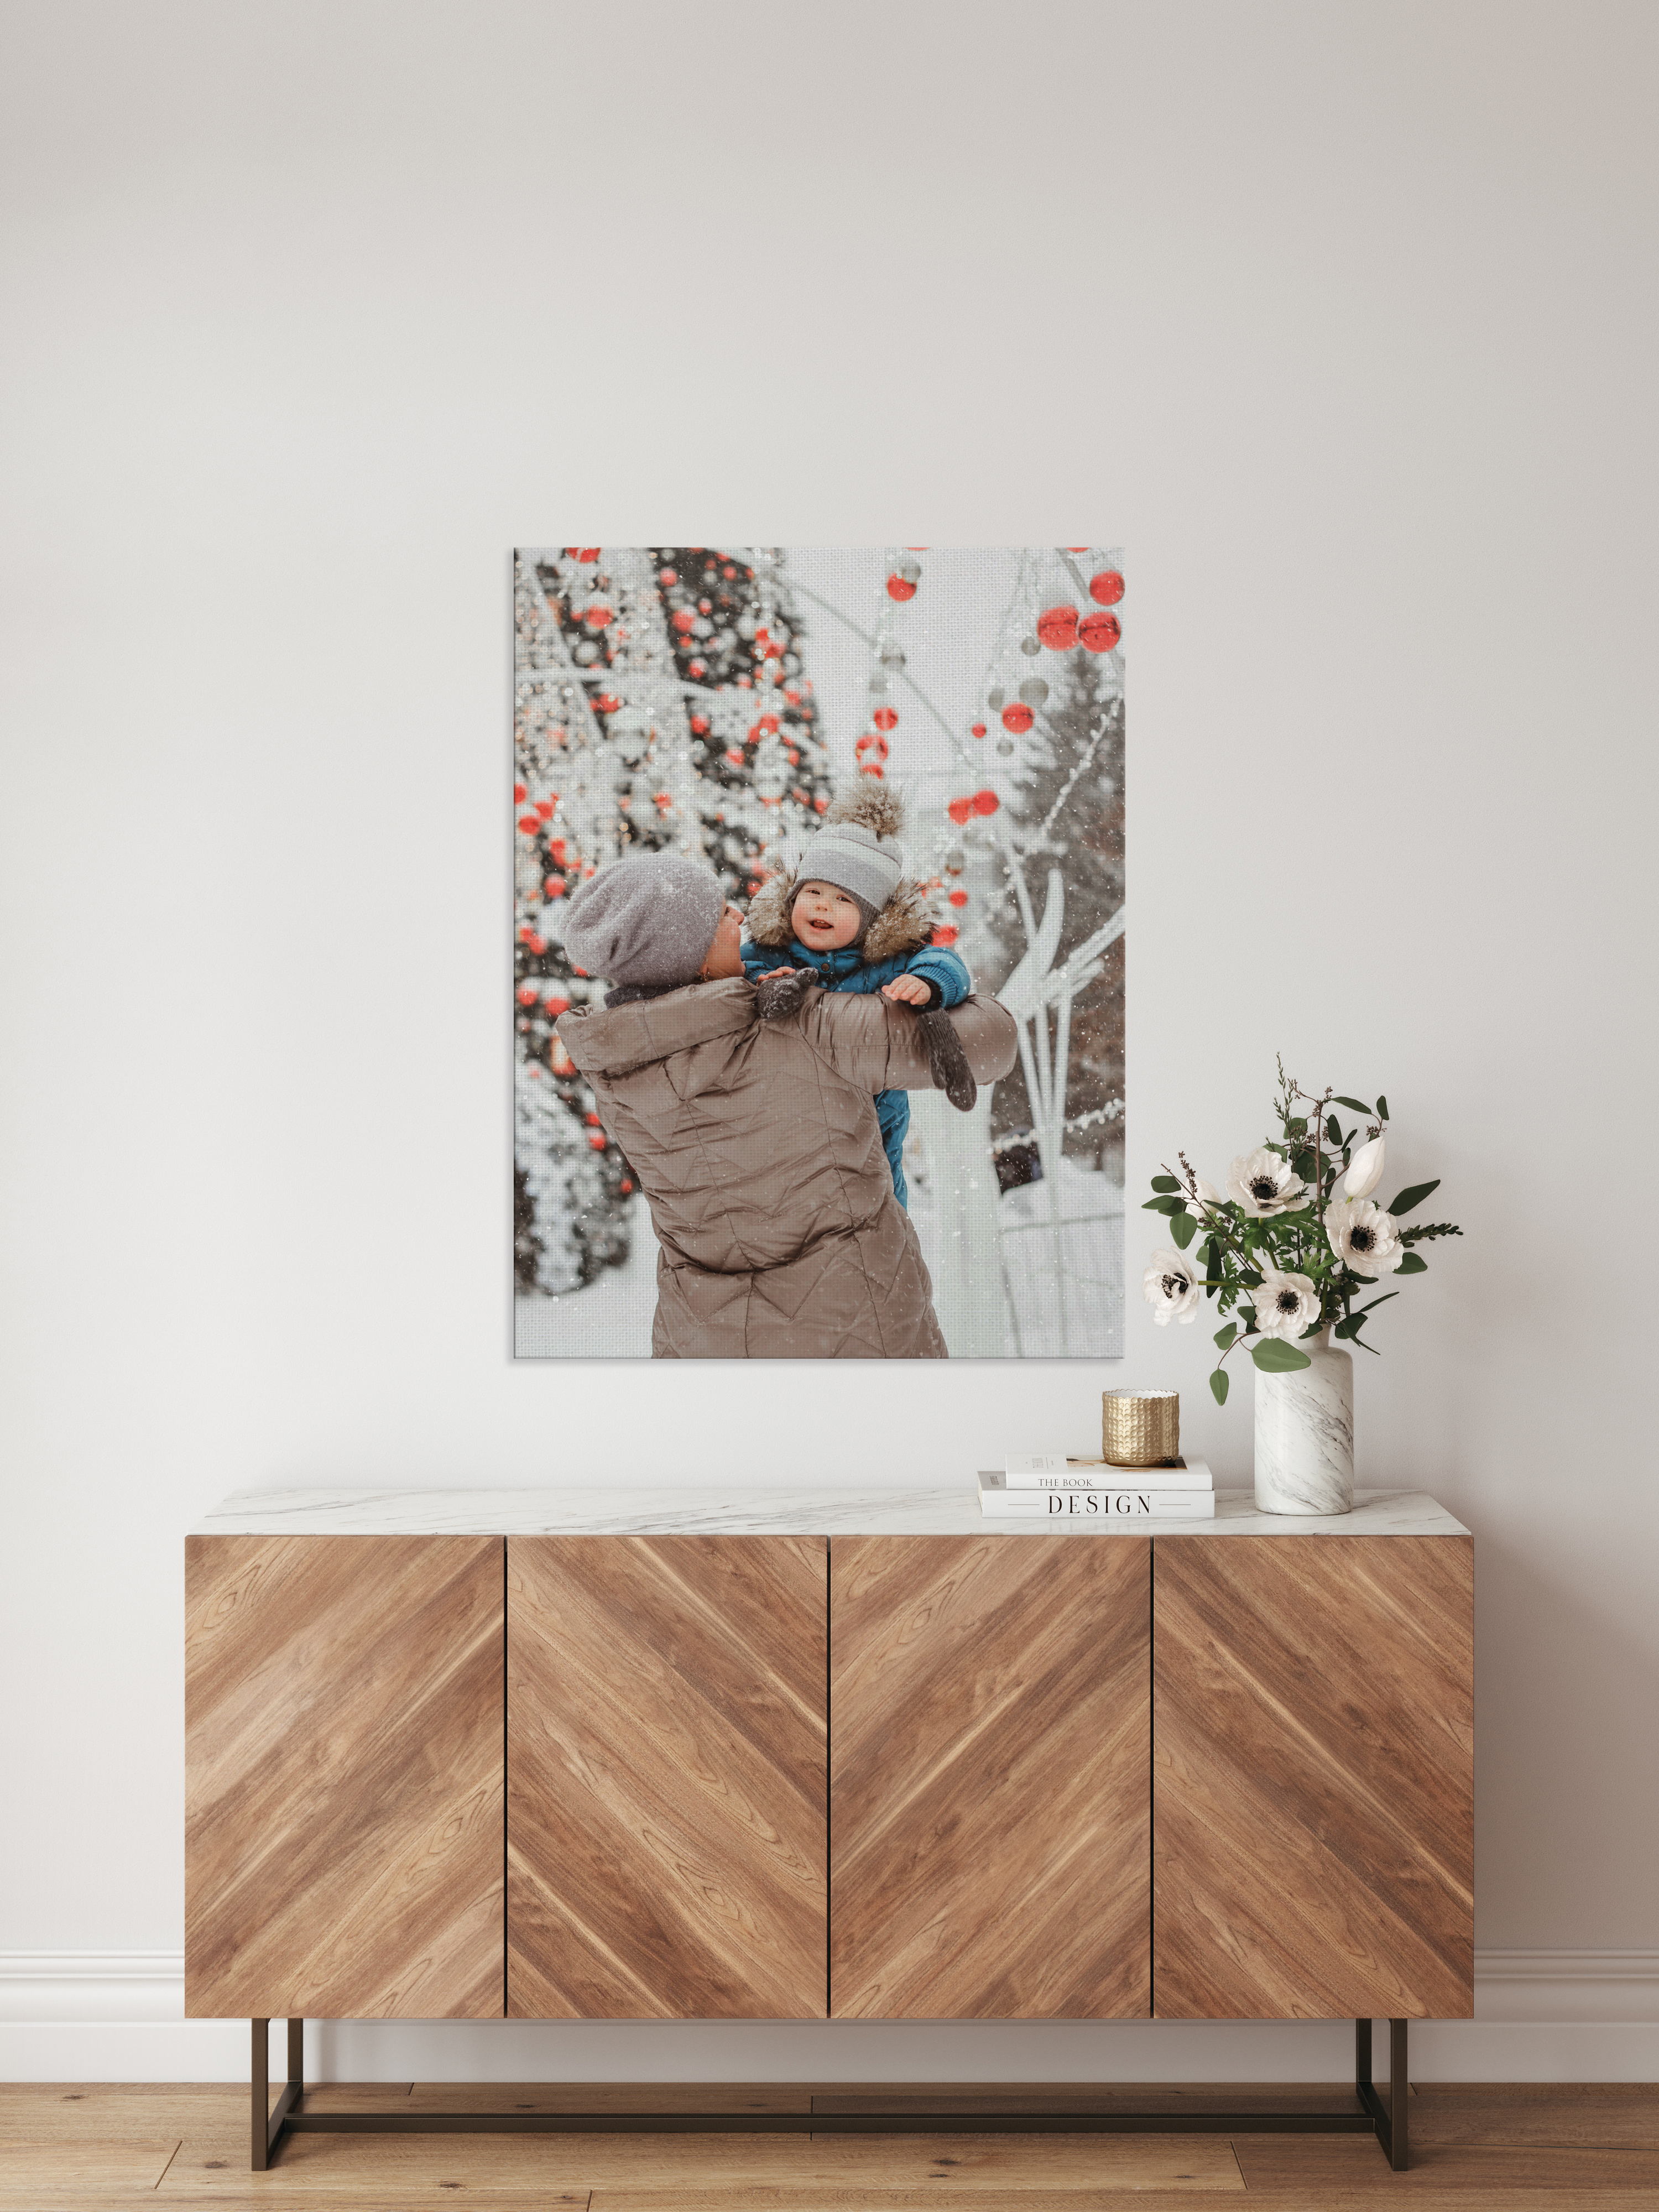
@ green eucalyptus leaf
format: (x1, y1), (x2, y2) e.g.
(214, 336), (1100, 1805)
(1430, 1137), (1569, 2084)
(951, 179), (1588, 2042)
(1397, 1251), (1428, 1274)
(1214, 1321), (1239, 1351)
(1334, 1097), (1371, 1115)
(1209, 1368), (1230, 1407)
(1325, 1114), (1342, 1145)
(1150, 1174), (1180, 1192)
(1142, 1194), (1182, 1213)
(1170, 1208), (1198, 1250)
(1376, 1094), (1389, 1120)
(1389, 1178), (1441, 1216)
(1251, 1338), (1313, 1372)
(1332, 1313), (1363, 1340)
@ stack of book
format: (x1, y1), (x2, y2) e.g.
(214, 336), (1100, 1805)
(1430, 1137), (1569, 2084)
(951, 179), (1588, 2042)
(978, 1454), (1215, 1519)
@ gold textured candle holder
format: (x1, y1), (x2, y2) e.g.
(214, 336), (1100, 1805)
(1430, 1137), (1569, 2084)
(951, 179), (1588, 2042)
(1102, 1389), (1180, 1467)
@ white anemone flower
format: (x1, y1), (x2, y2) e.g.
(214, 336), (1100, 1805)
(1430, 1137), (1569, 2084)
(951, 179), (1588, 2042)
(1343, 1135), (1386, 1200)
(1143, 1249), (1202, 1324)
(1252, 1266), (1323, 1342)
(1226, 1147), (1308, 1218)
(1325, 1197), (1405, 1278)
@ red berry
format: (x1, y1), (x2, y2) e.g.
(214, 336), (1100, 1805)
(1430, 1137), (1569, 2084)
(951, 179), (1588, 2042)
(514, 780), (528, 803)
(672, 608), (696, 632)
(1037, 603), (1080, 650)
(873, 706), (898, 731)
(689, 659), (706, 679)
(971, 722), (987, 739)
(518, 814), (540, 833)
(948, 889), (968, 907)
(584, 604), (613, 630)
(548, 838), (566, 862)
(659, 568), (677, 586)
(859, 762), (885, 778)
(725, 748), (744, 766)
(1001, 703), (1033, 734)
(588, 1131), (607, 1150)
(931, 925), (959, 947)
(1088, 569), (1125, 606)
(1079, 610), (1121, 651)
(543, 993), (568, 1015)
(972, 789), (1000, 815)
(690, 714), (709, 734)
(516, 985), (538, 1005)
(545, 876), (567, 896)
(947, 797), (973, 825)
(526, 933), (547, 954)
(813, 795), (829, 812)
(576, 546), (600, 563)
(535, 799), (555, 818)
(886, 574), (917, 601)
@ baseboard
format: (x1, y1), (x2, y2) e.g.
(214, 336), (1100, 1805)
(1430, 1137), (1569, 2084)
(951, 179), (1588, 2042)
(2, 1952), (1656, 2085)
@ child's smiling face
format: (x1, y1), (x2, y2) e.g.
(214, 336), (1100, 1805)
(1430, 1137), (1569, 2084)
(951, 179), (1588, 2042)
(792, 879), (862, 952)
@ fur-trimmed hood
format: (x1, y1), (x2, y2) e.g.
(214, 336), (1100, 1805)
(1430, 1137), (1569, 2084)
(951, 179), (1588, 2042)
(745, 782), (939, 962)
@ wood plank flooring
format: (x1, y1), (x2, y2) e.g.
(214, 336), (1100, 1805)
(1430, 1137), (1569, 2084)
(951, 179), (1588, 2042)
(3, 2083), (1655, 2208)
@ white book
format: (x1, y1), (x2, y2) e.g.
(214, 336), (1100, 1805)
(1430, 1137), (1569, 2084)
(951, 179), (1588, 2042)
(1003, 1454), (1213, 1492)
(979, 1472), (1217, 1519)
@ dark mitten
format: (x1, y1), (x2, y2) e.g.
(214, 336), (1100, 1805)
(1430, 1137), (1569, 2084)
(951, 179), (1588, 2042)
(916, 1005), (978, 1112)
(754, 968), (813, 1022)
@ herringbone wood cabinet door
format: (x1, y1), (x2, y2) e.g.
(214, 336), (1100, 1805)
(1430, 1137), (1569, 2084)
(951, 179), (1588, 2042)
(507, 1535), (828, 2018)
(1154, 1533), (1474, 2019)
(185, 1535), (505, 2018)
(830, 1536), (1151, 2019)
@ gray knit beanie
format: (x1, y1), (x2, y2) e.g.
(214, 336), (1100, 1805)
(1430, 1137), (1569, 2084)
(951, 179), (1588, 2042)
(796, 817), (905, 914)
(560, 851), (725, 987)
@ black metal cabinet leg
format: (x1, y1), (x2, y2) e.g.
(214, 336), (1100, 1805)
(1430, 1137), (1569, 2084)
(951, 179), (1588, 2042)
(251, 2020), (269, 2172)
(1389, 2018), (1409, 2171)
(252, 2016), (304, 2170)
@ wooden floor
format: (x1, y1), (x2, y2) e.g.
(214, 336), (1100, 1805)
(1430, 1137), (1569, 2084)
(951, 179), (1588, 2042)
(2, 2081), (1657, 2209)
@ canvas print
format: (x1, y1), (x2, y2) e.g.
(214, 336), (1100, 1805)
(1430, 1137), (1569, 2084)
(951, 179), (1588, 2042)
(513, 547), (1125, 1358)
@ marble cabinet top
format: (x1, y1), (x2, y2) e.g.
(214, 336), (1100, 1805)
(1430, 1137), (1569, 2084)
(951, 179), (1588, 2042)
(192, 1485), (1469, 1540)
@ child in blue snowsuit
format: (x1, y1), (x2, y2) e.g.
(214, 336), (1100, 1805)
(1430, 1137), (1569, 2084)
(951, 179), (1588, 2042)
(741, 784), (975, 1209)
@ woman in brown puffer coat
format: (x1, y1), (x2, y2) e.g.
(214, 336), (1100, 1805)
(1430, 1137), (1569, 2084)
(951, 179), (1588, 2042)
(554, 851), (1018, 1358)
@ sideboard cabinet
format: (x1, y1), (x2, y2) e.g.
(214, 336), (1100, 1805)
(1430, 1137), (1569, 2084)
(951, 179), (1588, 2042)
(187, 1490), (1473, 2032)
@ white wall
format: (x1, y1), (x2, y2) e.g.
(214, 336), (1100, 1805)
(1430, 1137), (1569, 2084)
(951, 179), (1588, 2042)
(3, 0), (1656, 2078)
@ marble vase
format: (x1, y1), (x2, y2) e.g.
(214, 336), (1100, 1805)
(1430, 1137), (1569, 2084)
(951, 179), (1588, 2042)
(1253, 1328), (1354, 1515)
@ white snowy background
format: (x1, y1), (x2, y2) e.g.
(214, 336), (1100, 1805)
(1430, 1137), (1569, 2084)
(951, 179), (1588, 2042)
(514, 546), (1126, 1358)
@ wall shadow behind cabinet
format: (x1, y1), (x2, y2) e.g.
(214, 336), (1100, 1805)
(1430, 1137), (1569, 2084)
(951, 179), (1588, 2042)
(1154, 1533), (1475, 2019)
(507, 1535), (828, 2018)
(185, 1535), (505, 2018)
(830, 1536), (1151, 2018)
